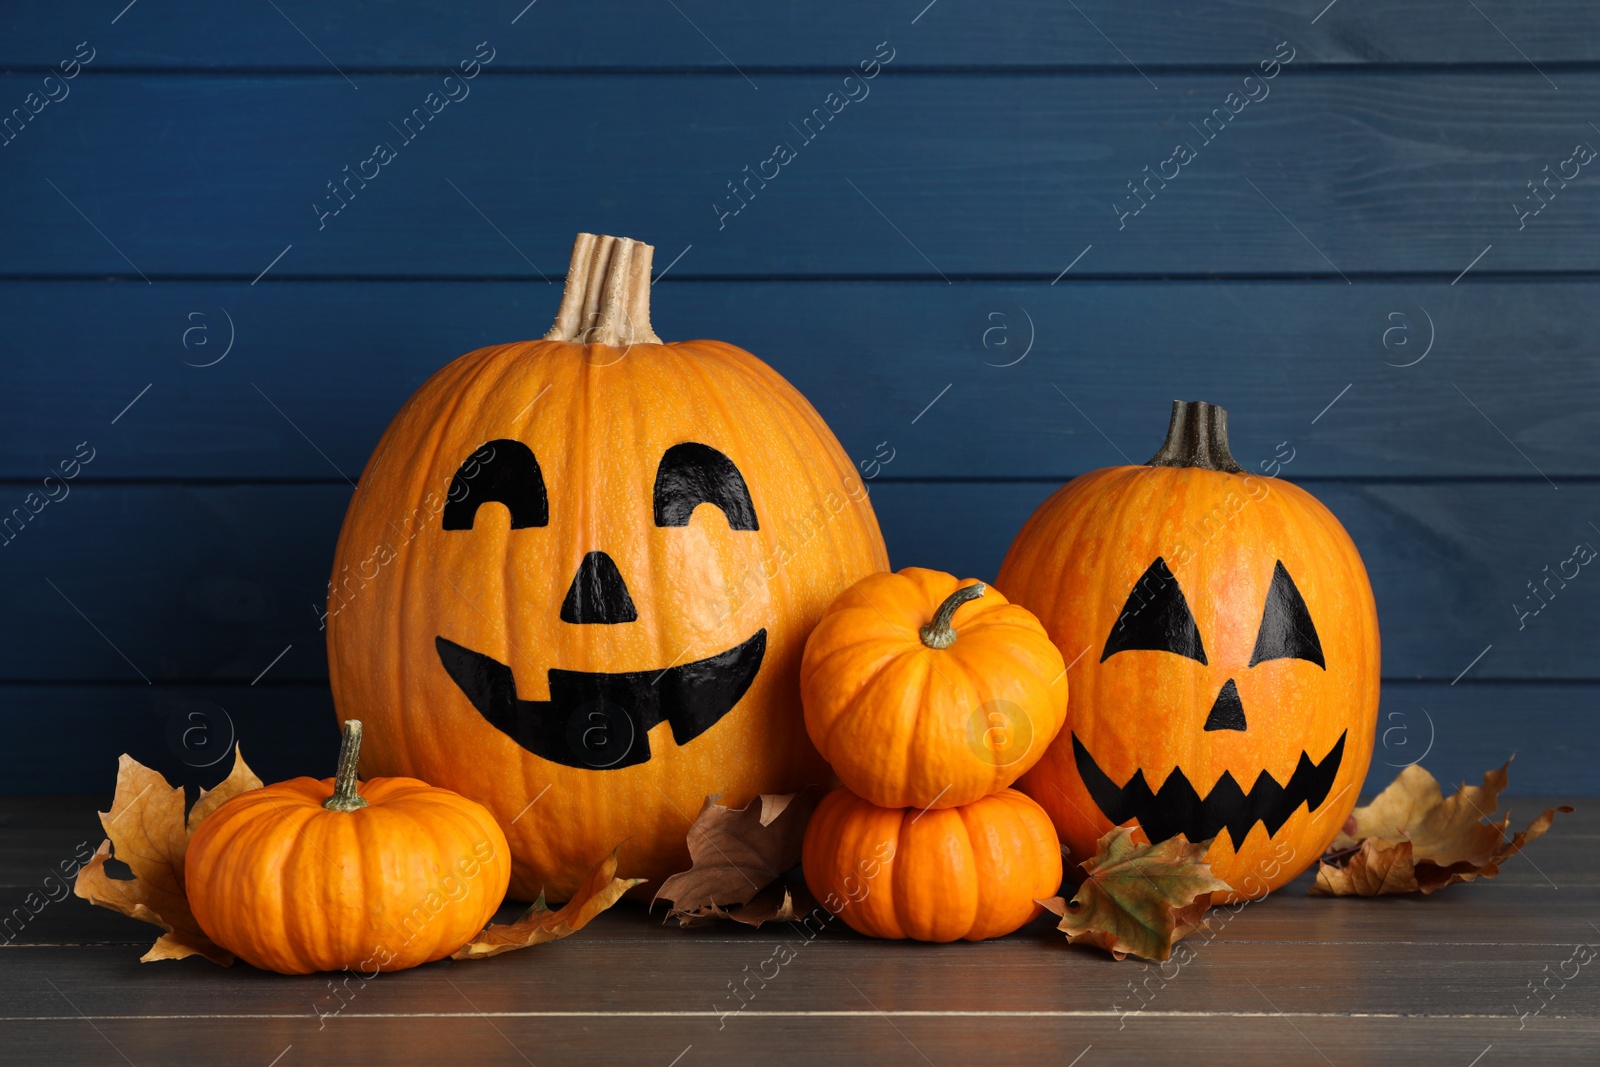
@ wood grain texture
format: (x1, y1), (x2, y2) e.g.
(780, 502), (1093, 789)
(4, 1), (1600, 69)
(11, 937), (1597, 1016)
(2, 279), (1595, 481)
(0, 686), (335, 797)
(2, 482), (1593, 682)
(3, 797), (1591, 1063)
(5, 1017), (1598, 1067)
(0, 681), (1591, 796)
(3, 73), (1599, 277)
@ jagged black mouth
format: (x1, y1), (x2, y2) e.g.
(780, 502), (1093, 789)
(1072, 730), (1346, 850)
(436, 629), (766, 771)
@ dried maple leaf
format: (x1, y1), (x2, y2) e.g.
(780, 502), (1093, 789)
(654, 788), (820, 927)
(1040, 826), (1232, 961)
(671, 875), (820, 928)
(1312, 759), (1571, 897)
(74, 748), (262, 965)
(453, 849), (641, 959)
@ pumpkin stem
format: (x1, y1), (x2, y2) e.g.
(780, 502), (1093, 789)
(919, 582), (986, 650)
(544, 232), (663, 347)
(1145, 400), (1244, 473)
(324, 719), (369, 812)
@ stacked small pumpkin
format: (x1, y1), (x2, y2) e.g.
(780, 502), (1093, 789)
(799, 568), (1069, 941)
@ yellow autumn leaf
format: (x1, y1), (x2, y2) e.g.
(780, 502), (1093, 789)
(73, 747), (262, 964)
(453, 849), (641, 960)
(1313, 759), (1570, 896)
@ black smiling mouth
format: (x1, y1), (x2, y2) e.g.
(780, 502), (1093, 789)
(436, 629), (766, 770)
(1072, 730), (1346, 850)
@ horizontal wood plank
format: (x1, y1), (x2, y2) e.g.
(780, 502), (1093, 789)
(3, 73), (1599, 276)
(5, 1), (1600, 69)
(3, 792), (1591, 1064)
(0, 686), (335, 798)
(3, 279), (1597, 481)
(7, 911), (1599, 1018)
(4, 1016), (1595, 1067)
(7, 823), (1592, 936)
(1, 483), (1594, 683)
(0, 681), (1591, 795)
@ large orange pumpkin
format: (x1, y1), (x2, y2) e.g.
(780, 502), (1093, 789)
(326, 233), (888, 900)
(186, 721), (511, 974)
(802, 785), (1062, 941)
(800, 567), (1067, 809)
(1000, 401), (1380, 900)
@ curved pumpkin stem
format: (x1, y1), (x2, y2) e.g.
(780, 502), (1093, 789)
(1146, 400), (1244, 473)
(324, 719), (369, 812)
(544, 232), (663, 347)
(920, 582), (986, 650)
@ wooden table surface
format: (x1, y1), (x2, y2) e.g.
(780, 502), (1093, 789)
(3, 795), (1596, 1066)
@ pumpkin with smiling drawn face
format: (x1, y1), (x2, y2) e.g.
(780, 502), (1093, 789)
(999, 401), (1380, 901)
(326, 233), (888, 901)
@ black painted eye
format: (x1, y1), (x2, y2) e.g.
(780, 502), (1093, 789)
(1249, 560), (1325, 669)
(653, 442), (758, 531)
(1101, 557), (1207, 665)
(442, 440), (549, 530)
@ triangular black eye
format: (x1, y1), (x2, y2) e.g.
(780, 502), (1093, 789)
(1249, 561), (1325, 669)
(1101, 557), (1207, 665)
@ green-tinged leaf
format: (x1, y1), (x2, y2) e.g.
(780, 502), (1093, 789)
(1040, 826), (1231, 961)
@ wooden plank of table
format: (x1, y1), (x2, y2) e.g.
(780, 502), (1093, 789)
(5, 1015), (1597, 1067)
(3, 795), (1593, 1064)
(8, 916), (1599, 1016)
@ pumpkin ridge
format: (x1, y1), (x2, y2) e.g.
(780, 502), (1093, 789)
(904, 649), (972, 805)
(851, 651), (935, 802)
(810, 637), (917, 763)
(803, 618), (913, 686)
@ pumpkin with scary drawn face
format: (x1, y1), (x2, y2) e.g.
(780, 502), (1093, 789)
(1000, 401), (1379, 901)
(326, 233), (888, 901)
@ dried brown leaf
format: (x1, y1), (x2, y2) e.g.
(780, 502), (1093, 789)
(1312, 759), (1571, 897)
(654, 788), (819, 926)
(74, 747), (261, 965)
(187, 749), (264, 833)
(453, 849), (641, 960)
(1041, 826), (1232, 961)
(666, 876), (819, 929)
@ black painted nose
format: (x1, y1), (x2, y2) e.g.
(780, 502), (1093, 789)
(1203, 678), (1247, 731)
(560, 551), (638, 625)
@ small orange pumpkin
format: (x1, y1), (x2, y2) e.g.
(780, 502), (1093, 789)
(186, 721), (511, 974)
(801, 785), (1062, 941)
(1001, 400), (1380, 900)
(800, 568), (1068, 809)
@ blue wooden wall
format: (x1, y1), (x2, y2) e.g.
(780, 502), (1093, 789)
(2, 2), (1596, 794)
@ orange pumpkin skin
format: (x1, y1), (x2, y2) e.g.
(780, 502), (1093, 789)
(186, 776), (511, 974)
(801, 568), (1067, 809)
(801, 786), (1062, 941)
(1001, 403), (1379, 902)
(326, 235), (887, 901)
